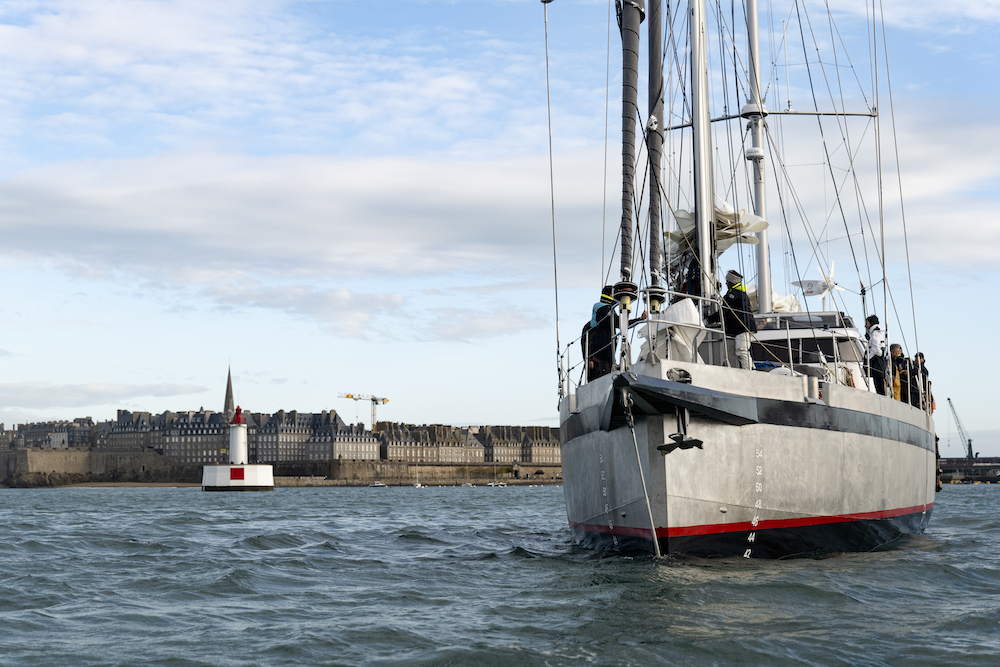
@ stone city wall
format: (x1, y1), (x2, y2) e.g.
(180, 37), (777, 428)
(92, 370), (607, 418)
(0, 448), (201, 487)
(274, 460), (562, 486)
(0, 449), (562, 487)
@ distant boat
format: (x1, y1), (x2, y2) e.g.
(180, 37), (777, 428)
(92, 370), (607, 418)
(487, 481), (507, 488)
(368, 481), (388, 488)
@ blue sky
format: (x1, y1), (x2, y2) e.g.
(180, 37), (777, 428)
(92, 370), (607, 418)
(0, 0), (997, 454)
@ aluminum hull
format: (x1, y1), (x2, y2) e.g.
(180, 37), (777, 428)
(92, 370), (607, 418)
(559, 360), (936, 558)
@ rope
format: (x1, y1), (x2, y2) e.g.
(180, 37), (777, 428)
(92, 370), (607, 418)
(543, 1), (563, 398)
(625, 396), (662, 559)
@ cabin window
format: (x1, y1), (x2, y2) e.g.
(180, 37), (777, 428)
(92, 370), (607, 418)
(751, 340), (795, 364)
(837, 338), (864, 362)
(800, 338), (835, 363)
(751, 336), (836, 365)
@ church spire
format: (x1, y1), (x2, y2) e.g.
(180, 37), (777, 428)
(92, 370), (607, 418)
(224, 367), (235, 416)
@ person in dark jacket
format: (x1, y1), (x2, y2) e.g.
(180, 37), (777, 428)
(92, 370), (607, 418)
(582, 285), (617, 381)
(708, 270), (757, 369)
(915, 352), (933, 411)
(890, 344), (914, 405)
(905, 353), (922, 408)
(581, 285), (647, 381)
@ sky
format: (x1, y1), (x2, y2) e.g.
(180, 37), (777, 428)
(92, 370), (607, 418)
(0, 0), (997, 454)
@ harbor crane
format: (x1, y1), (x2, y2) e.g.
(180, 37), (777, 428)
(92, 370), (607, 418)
(339, 393), (389, 431)
(946, 398), (975, 459)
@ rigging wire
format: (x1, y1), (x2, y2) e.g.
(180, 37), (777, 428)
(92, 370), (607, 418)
(542, 0), (563, 398)
(794, 1), (863, 302)
(602, 0), (613, 283)
(877, 0), (920, 356)
(871, 0), (888, 345)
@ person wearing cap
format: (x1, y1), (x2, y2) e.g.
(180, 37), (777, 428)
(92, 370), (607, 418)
(864, 315), (887, 395)
(708, 270), (757, 370)
(582, 285), (617, 381)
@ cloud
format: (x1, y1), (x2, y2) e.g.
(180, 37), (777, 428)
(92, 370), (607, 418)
(0, 147), (611, 337)
(421, 306), (548, 341)
(0, 348), (12, 357)
(0, 0), (552, 160)
(207, 281), (406, 336)
(0, 149), (605, 284)
(0, 382), (207, 409)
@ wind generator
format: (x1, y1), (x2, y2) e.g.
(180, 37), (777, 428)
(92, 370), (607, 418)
(792, 261), (846, 310)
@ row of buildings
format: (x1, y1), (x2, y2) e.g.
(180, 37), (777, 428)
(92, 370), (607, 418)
(0, 375), (560, 467)
(0, 413), (561, 467)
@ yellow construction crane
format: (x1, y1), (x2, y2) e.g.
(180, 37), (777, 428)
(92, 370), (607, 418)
(339, 393), (389, 431)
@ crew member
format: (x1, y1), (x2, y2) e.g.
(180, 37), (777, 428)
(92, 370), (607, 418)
(890, 344), (910, 404)
(915, 352), (934, 412)
(708, 270), (757, 370)
(865, 315), (887, 395)
(582, 286), (616, 381)
(581, 285), (647, 381)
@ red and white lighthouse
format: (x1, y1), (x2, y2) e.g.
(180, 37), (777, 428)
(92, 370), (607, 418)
(202, 406), (274, 491)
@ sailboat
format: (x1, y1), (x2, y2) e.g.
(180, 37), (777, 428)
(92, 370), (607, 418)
(555, 0), (936, 557)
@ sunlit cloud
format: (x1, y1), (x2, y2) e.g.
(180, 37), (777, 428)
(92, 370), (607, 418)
(0, 382), (208, 409)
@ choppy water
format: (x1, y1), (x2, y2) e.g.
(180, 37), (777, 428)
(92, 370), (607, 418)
(0, 484), (997, 666)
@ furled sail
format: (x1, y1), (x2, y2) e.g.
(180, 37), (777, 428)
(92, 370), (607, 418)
(666, 198), (768, 256)
(745, 285), (801, 313)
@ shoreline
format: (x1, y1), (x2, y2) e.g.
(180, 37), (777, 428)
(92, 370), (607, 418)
(8, 479), (563, 489)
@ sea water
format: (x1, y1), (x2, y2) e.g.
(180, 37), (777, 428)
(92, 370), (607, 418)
(0, 484), (997, 666)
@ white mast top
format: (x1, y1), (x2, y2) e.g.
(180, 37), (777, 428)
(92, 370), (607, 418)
(743, 0), (772, 312)
(689, 0), (715, 304)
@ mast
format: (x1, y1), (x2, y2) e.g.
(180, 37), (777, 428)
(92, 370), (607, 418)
(646, 0), (665, 312)
(615, 0), (644, 366)
(619, 0), (644, 287)
(689, 0), (715, 304)
(743, 0), (772, 312)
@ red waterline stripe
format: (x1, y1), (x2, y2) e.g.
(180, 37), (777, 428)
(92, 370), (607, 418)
(570, 503), (934, 539)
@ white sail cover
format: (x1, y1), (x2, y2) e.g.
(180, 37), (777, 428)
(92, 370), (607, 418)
(636, 297), (705, 363)
(746, 284), (801, 313)
(666, 198), (769, 256)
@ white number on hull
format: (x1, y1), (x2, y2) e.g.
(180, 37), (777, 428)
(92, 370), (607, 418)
(599, 453), (614, 537)
(749, 447), (764, 558)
